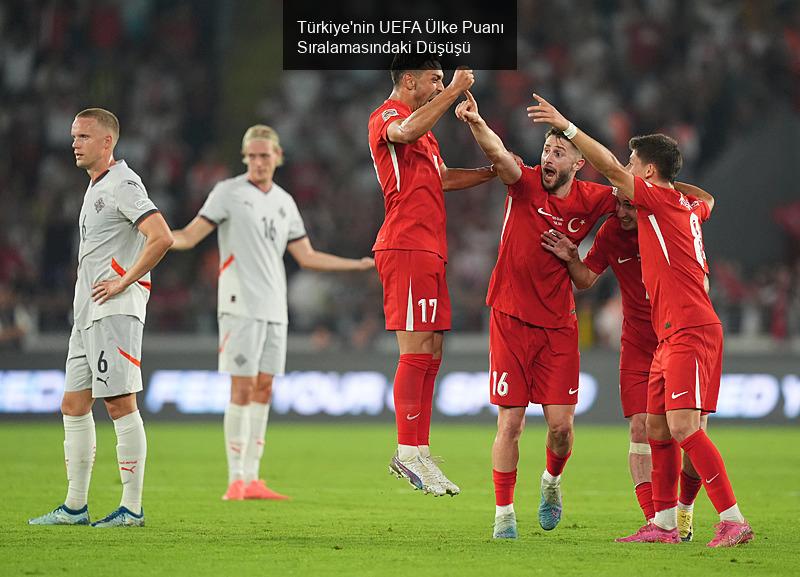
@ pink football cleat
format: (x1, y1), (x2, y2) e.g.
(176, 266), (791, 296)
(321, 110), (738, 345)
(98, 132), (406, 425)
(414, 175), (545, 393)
(244, 479), (289, 500)
(615, 522), (681, 543)
(707, 521), (754, 548)
(221, 479), (246, 501)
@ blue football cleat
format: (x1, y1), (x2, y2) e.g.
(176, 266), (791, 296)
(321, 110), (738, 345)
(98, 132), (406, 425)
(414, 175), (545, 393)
(538, 477), (563, 531)
(91, 506), (144, 528)
(493, 512), (518, 539)
(28, 504), (90, 526)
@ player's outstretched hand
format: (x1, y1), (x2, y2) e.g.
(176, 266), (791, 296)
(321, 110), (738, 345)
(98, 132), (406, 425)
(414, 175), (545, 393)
(359, 257), (376, 271)
(541, 229), (579, 262)
(455, 90), (482, 124)
(92, 278), (126, 304)
(449, 67), (474, 94)
(527, 93), (570, 132)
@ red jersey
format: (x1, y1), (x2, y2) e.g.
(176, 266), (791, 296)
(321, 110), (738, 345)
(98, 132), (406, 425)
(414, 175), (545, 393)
(583, 216), (657, 372)
(368, 99), (447, 260)
(633, 176), (719, 341)
(487, 165), (616, 328)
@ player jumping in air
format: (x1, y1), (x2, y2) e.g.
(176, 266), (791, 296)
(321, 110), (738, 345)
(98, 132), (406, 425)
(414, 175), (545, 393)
(369, 55), (497, 497)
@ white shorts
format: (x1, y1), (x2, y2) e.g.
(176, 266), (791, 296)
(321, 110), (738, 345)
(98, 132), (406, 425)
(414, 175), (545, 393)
(218, 314), (287, 377)
(65, 315), (144, 398)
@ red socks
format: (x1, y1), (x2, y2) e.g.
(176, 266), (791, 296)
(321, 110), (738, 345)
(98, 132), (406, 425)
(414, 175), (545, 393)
(680, 429), (737, 513)
(493, 469), (517, 506)
(417, 357), (441, 447)
(635, 482), (655, 520)
(649, 438), (681, 513)
(393, 354), (432, 446)
(679, 469), (703, 506)
(545, 446), (571, 476)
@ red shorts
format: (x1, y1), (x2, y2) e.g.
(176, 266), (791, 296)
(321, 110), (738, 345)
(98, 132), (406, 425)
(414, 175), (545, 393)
(489, 308), (579, 406)
(647, 324), (723, 415)
(619, 370), (648, 417)
(374, 249), (451, 332)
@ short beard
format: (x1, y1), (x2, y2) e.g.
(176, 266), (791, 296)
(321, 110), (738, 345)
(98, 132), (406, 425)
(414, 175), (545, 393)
(541, 170), (570, 192)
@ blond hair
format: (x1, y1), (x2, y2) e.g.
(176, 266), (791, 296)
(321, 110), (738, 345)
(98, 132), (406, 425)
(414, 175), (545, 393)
(76, 108), (120, 146)
(241, 124), (283, 166)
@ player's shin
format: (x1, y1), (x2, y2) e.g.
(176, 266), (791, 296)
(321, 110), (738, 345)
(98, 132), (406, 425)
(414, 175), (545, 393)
(393, 354), (431, 458)
(114, 410), (147, 514)
(679, 430), (742, 522)
(649, 438), (680, 529)
(224, 403), (250, 483)
(416, 357), (441, 452)
(244, 402), (270, 483)
(63, 412), (96, 510)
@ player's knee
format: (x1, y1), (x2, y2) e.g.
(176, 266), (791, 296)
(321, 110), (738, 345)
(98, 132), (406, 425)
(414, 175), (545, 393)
(497, 417), (525, 442)
(629, 415), (647, 443)
(548, 420), (573, 441)
(668, 422), (698, 444)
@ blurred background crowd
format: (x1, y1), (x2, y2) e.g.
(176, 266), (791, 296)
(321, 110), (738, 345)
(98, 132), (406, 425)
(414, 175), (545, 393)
(1, 0), (798, 351)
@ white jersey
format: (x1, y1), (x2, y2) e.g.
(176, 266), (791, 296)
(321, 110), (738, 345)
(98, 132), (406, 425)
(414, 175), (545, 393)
(73, 160), (159, 330)
(199, 174), (306, 323)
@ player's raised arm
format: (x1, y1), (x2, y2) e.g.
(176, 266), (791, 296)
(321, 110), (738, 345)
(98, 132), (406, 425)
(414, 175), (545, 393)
(675, 181), (715, 214)
(387, 68), (474, 145)
(527, 93), (634, 200)
(456, 91), (522, 185)
(540, 229), (599, 290)
(92, 212), (174, 304)
(171, 215), (216, 250)
(286, 236), (374, 272)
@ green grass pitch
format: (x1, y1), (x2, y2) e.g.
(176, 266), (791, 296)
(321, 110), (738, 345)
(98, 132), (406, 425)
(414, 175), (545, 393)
(1, 421), (797, 576)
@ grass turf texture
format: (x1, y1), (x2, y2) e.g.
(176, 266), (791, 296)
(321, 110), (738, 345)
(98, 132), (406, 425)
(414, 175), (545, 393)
(1, 422), (797, 577)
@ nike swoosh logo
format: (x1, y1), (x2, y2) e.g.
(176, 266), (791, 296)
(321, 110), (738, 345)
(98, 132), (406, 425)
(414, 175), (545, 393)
(705, 473), (719, 483)
(406, 413), (421, 420)
(617, 257), (633, 264)
(537, 207), (556, 218)
(568, 388), (579, 395)
(671, 391), (689, 399)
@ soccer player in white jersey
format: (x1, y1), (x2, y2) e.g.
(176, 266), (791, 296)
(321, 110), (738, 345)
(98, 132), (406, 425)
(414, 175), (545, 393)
(29, 108), (174, 527)
(171, 125), (374, 500)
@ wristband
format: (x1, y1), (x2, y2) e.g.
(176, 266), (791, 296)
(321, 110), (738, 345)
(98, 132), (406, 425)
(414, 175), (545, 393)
(563, 122), (578, 139)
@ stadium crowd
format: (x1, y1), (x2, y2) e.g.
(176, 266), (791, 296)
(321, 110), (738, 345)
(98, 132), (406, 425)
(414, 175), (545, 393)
(1, 0), (798, 349)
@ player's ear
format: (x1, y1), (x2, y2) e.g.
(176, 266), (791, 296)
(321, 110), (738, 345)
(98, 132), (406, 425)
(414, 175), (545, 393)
(574, 157), (585, 172)
(276, 146), (284, 167)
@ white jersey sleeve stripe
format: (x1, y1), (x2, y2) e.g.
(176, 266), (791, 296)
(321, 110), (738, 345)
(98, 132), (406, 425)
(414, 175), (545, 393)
(500, 196), (513, 242)
(387, 142), (401, 193)
(647, 214), (670, 265)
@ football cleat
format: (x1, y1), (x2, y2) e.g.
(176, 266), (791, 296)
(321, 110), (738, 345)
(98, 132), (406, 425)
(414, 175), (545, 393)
(420, 455), (461, 496)
(707, 520), (754, 548)
(388, 452), (446, 496)
(244, 479), (289, 500)
(91, 506), (144, 528)
(678, 507), (694, 542)
(615, 521), (680, 543)
(28, 504), (90, 526)
(538, 476), (562, 531)
(493, 512), (518, 539)
(222, 479), (246, 501)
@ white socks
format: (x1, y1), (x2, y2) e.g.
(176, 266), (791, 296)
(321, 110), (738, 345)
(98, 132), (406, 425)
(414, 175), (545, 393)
(720, 504), (745, 523)
(496, 504), (514, 517)
(63, 412), (96, 510)
(397, 444), (420, 461)
(114, 410), (147, 514)
(654, 506), (678, 530)
(243, 402), (270, 483)
(418, 445), (431, 458)
(542, 470), (561, 485)
(224, 403), (249, 484)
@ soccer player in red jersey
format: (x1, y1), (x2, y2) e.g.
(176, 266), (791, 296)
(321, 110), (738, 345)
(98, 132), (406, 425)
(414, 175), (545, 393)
(369, 55), (497, 496)
(454, 91), (615, 538)
(542, 197), (708, 541)
(529, 94), (753, 547)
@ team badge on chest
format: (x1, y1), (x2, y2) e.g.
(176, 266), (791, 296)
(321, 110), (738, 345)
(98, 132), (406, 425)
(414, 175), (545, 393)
(94, 197), (105, 213)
